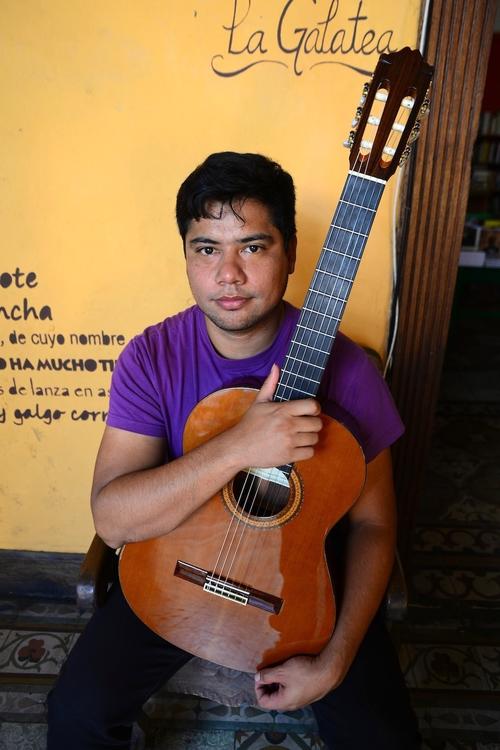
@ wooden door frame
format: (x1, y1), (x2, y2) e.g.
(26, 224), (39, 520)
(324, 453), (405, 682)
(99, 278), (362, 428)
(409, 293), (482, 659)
(389, 0), (497, 564)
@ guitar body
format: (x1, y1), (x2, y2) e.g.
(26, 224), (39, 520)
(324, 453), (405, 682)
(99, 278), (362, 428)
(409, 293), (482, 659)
(120, 388), (365, 672)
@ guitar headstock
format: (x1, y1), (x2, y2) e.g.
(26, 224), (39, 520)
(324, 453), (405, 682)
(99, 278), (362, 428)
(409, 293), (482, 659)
(345, 48), (433, 181)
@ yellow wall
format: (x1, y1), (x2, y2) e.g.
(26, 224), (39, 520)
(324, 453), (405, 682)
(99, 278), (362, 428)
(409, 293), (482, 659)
(0, 1), (422, 552)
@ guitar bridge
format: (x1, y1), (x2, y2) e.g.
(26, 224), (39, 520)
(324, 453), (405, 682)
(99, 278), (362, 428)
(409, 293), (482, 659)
(174, 560), (282, 614)
(203, 575), (249, 605)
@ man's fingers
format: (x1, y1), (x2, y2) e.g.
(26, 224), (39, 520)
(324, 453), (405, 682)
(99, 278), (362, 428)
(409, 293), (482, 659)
(286, 398), (321, 416)
(255, 668), (279, 685)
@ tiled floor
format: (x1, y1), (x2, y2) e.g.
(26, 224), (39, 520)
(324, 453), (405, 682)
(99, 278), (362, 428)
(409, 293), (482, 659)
(391, 316), (500, 749)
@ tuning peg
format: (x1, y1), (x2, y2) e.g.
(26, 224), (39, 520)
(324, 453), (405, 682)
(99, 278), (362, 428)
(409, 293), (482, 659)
(343, 130), (356, 149)
(398, 145), (412, 166)
(408, 121), (421, 144)
(358, 81), (371, 107)
(351, 106), (363, 128)
(419, 94), (431, 118)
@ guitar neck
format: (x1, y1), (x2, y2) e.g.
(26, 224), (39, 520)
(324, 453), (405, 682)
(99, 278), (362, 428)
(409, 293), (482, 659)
(275, 170), (386, 403)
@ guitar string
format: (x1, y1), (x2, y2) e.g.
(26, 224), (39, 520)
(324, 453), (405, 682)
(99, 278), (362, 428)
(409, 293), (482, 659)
(207, 465), (261, 587)
(206, 101), (409, 595)
(277, 87), (409, 402)
(278, 153), (376, 403)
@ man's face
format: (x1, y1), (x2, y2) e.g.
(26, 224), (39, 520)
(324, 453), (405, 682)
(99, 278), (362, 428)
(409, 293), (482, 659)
(185, 199), (296, 344)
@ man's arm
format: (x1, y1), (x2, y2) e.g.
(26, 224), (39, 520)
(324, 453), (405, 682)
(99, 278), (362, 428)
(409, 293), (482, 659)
(91, 366), (322, 549)
(254, 448), (396, 711)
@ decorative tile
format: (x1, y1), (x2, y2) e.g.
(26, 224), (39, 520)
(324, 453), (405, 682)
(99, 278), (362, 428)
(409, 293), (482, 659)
(415, 705), (500, 734)
(0, 688), (47, 719)
(422, 740), (500, 750)
(234, 729), (324, 749)
(149, 728), (235, 749)
(401, 643), (493, 691)
(412, 568), (500, 604)
(475, 646), (500, 690)
(0, 629), (78, 675)
(441, 495), (500, 525)
(413, 526), (500, 555)
(0, 598), (90, 628)
(144, 693), (317, 732)
(0, 722), (47, 750)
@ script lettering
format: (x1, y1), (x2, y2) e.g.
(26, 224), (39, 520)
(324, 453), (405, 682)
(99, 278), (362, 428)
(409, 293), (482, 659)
(211, 0), (396, 77)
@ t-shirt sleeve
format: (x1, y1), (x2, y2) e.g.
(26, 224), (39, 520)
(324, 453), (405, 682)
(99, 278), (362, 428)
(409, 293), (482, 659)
(322, 339), (404, 463)
(348, 353), (404, 462)
(106, 337), (166, 438)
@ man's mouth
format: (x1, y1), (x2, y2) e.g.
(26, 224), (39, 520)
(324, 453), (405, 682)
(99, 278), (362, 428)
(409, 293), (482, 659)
(215, 296), (249, 310)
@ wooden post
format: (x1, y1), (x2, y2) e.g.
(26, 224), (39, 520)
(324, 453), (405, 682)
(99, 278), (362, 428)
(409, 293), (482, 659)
(390, 0), (497, 564)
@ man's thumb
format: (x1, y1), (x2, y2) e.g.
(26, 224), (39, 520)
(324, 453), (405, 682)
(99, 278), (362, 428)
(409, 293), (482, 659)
(255, 364), (280, 403)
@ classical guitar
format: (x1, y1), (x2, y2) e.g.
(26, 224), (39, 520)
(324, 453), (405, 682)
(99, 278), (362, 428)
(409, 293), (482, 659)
(119, 47), (433, 673)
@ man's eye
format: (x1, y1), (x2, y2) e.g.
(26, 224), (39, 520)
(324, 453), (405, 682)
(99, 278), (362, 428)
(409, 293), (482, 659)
(199, 247), (215, 255)
(245, 245), (262, 253)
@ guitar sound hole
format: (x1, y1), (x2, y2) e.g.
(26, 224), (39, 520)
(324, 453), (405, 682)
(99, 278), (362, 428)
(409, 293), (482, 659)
(232, 469), (290, 519)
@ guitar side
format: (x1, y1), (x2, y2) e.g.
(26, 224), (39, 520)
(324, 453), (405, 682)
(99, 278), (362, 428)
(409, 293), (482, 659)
(119, 388), (365, 672)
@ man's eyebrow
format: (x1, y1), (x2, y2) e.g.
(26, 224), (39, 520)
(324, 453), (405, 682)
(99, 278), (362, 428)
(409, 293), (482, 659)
(188, 236), (220, 245)
(238, 233), (273, 243)
(188, 233), (273, 246)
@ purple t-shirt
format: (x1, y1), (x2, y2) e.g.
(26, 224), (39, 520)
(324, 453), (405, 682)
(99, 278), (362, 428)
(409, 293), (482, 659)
(107, 303), (403, 463)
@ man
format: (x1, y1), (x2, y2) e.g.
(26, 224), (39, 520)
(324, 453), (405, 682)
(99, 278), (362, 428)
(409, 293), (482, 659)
(48, 152), (419, 748)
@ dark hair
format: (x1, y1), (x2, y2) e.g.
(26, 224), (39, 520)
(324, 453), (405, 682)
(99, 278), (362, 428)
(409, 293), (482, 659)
(175, 152), (296, 250)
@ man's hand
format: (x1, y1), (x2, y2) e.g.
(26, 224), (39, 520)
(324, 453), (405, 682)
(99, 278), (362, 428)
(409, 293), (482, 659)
(254, 654), (342, 712)
(229, 364), (323, 469)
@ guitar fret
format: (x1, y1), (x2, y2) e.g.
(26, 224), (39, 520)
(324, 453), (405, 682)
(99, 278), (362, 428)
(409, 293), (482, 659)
(286, 354), (325, 369)
(308, 288), (346, 302)
(339, 198), (376, 212)
(299, 311), (341, 323)
(315, 268), (353, 283)
(277, 383), (317, 397)
(289, 340), (331, 356)
(323, 247), (361, 261)
(331, 224), (368, 237)
(280, 369), (321, 385)
(348, 169), (386, 185)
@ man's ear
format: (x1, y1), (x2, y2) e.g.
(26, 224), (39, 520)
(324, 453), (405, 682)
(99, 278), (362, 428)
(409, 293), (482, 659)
(287, 236), (297, 274)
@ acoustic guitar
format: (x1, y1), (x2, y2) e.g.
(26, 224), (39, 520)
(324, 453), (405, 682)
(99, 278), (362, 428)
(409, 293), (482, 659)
(119, 47), (433, 673)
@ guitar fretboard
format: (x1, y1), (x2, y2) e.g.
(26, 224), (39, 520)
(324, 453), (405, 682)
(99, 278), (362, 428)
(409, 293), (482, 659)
(275, 171), (386, 404)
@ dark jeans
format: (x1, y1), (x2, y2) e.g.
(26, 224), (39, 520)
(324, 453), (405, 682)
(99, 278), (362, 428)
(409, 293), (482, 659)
(47, 583), (420, 749)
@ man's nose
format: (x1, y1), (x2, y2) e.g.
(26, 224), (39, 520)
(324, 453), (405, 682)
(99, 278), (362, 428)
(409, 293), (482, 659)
(215, 253), (246, 284)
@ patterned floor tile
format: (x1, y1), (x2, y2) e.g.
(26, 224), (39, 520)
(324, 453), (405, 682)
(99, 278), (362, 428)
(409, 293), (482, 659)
(0, 687), (47, 720)
(0, 629), (78, 675)
(401, 643), (495, 691)
(411, 568), (500, 605)
(149, 728), (235, 749)
(475, 647), (500, 690)
(0, 722), (47, 750)
(422, 740), (500, 750)
(413, 527), (500, 556)
(0, 598), (90, 628)
(234, 729), (324, 749)
(144, 693), (317, 732)
(415, 705), (500, 735)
